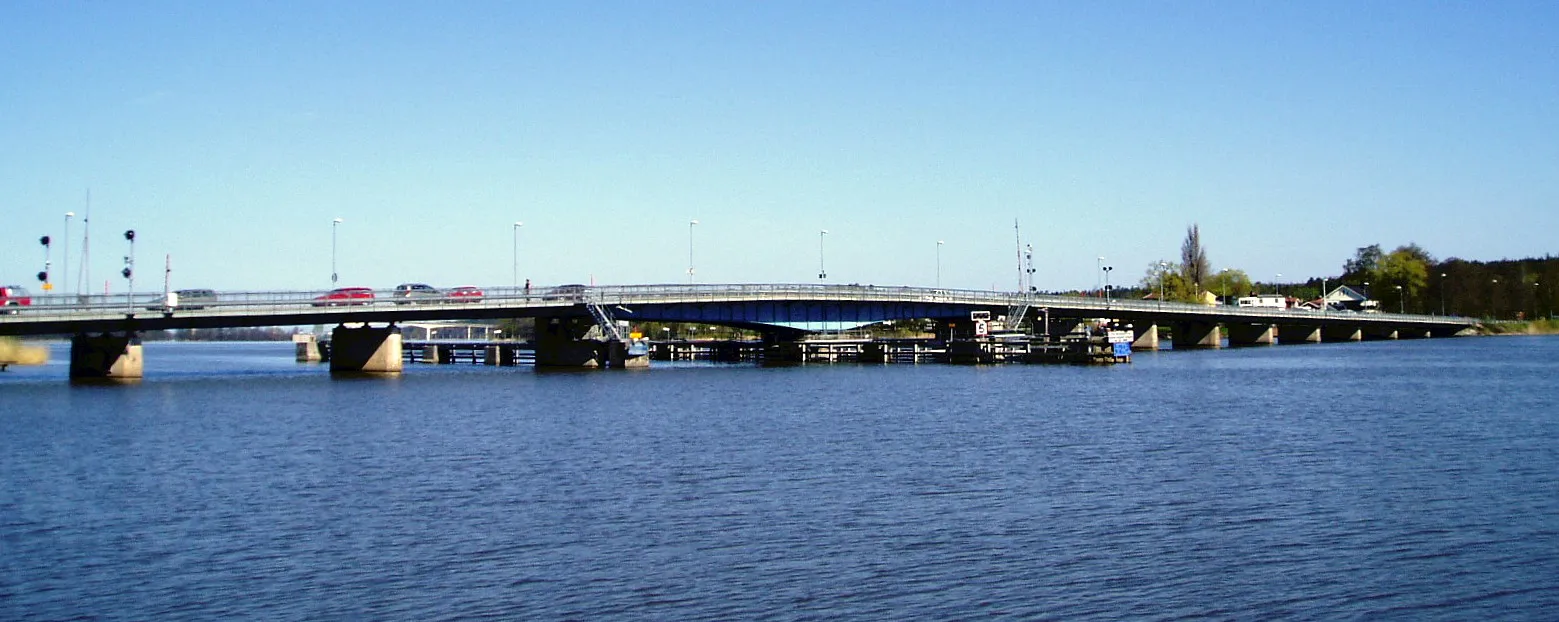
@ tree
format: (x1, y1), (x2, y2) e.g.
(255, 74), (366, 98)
(1343, 244), (1383, 280)
(1206, 269), (1253, 303)
(1378, 245), (1432, 313)
(1180, 224), (1210, 294)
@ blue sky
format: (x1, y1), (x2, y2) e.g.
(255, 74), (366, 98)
(3, 1), (1556, 294)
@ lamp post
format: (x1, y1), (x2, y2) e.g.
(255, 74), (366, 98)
(1395, 284), (1404, 314)
(1440, 273), (1447, 316)
(1219, 268), (1229, 305)
(818, 229), (828, 280)
(63, 212), (74, 297)
(1102, 265), (1114, 307)
(1158, 261), (1167, 309)
(1275, 273), (1282, 296)
(936, 240), (944, 288)
(1321, 277), (1328, 311)
(688, 219), (699, 284)
(331, 217), (343, 286)
(512, 221), (523, 288)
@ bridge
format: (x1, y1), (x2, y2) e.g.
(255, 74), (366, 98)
(0, 283), (1478, 379)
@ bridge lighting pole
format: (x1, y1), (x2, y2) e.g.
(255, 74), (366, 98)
(331, 217), (343, 286)
(1440, 273), (1447, 315)
(1395, 285), (1404, 314)
(1158, 261), (1167, 309)
(512, 221), (523, 288)
(936, 240), (944, 288)
(688, 219), (698, 284)
(818, 229), (828, 281)
(1275, 273), (1282, 296)
(1491, 279), (1499, 319)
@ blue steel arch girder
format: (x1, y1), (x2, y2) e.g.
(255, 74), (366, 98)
(610, 300), (1006, 329)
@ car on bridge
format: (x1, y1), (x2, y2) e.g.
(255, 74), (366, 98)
(446, 286), (483, 303)
(145, 288), (218, 311)
(542, 284), (586, 301)
(313, 287), (375, 307)
(393, 283), (441, 304)
(1, 285), (32, 313)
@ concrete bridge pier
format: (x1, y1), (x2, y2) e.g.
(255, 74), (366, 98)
(293, 334), (323, 362)
(535, 318), (606, 368)
(1363, 327), (1399, 341)
(1173, 321), (1222, 349)
(1131, 324), (1160, 350)
(329, 324), (403, 374)
(69, 332), (143, 380)
(1323, 326), (1363, 342)
(1278, 324), (1322, 344)
(1226, 323), (1276, 346)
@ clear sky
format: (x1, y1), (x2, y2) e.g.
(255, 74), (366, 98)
(3, 1), (1556, 294)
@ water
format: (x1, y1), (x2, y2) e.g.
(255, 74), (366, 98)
(3, 338), (1557, 620)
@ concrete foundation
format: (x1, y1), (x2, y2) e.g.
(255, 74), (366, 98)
(1227, 323), (1276, 346)
(1278, 325), (1322, 344)
(1173, 322), (1222, 349)
(535, 318), (605, 368)
(1131, 324), (1160, 350)
(329, 324), (403, 374)
(293, 334), (322, 362)
(423, 344), (445, 364)
(69, 333), (144, 380)
(1363, 327), (1399, 341)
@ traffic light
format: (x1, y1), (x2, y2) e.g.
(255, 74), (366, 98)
(122, 267), (132, 279)
(37, 271), (47, 282)
(40, 235), (51, 246)
(124, 229), (135, 241)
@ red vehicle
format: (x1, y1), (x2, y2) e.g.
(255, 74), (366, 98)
(312, 287), (375, 307)
(1, 285), (32, 313)
(446, 286), (484, 303)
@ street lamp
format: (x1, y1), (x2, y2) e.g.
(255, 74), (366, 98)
(936, 240), (944, 288)
(1440, 273), (1447, 316)
(331, 217), (343, 286)
(1395, 284), (1404, 314)
(1102, 265), (1114, 307)
(512, 221), (523, 288)
(1158, 261), (1167, 309)
(1491, 278), (1499, 319)
(688, 219), (699, 284)
(63, 212), (74, 297)
(1219, 268), (1230, 305)
(818, 229), (828, 280)
(1276, 273), (1282, 296)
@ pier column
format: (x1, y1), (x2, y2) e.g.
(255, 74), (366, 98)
(606, 340), (650, 369)
(535, 318), (605, 368)
(1323, 326), (1362, 342)
(1173, 321), (1221, 349)
(1131, 324), (1160, 350)
(329, 324), (403, 374)
(1227, 323), (1276, 346)
(421, 344), (445, 364)
(69, 332), (143, 380)
(293, 333), (323, 362)
(1363, 327), (1399, 341)
(860, 342), (888, 363)
(1278, 324), (1322, 344)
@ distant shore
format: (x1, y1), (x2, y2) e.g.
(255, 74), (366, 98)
(1478, 319), (1559, 335)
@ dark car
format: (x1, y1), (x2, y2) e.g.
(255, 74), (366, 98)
(446, 286), (484, 303)
(394, 283), (441, 304)
(542, 284), (587, 302)
(1, 285), (32, 313)
(312, 287), (375, 307)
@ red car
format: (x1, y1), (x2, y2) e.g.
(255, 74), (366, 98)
(1, 285), (32, 313)
(312, 287), (375, 307)
(446, 286), (484, 303)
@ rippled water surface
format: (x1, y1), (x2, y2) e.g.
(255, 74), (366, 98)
(3, 338), (1558, 619)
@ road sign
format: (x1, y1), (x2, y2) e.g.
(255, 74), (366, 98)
(975, 320), (989, 336)
(1107, 330), (1133, 344)
(971, 310), (991, 321)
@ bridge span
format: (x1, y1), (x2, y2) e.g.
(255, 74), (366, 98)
(0, 283), (1478, 379)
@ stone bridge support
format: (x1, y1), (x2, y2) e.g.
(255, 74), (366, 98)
(1173, 321), (1221, 349)
(534, 318), (648, 369)
(1131, 323), (1159, 350)
(1278, 324), (1322, 344)
(293, 334), (323, 363)
(329, 324), (403, 374)
(1363, 327), (1399, 341)
(70, 332), (143, 380)
(1323, 326), (1362, 342)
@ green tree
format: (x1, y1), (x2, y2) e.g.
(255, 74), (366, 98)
(1343, 244), (1383, 281)
(1180, 224), (1210, 294)
(1206, 269), (1254, 304)
(1378, 244), (1433, 313)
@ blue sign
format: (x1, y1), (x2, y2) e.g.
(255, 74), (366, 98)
(1112, 342), (1132, 358)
